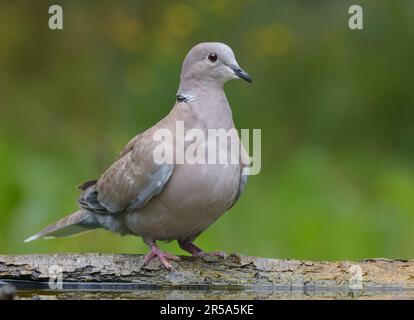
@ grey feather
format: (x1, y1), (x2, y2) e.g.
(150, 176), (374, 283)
(228, 169), (248, 209)
(127, 164), (174, 211)
(24, 210), (97, 242)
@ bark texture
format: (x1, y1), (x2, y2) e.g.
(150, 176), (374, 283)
(1, 253), (413, 292)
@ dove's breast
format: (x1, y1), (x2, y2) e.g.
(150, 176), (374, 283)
(125, 156), (240, 241)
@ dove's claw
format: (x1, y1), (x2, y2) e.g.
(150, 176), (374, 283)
(178, 239), (227, 259)
(142, 241), (180, 270)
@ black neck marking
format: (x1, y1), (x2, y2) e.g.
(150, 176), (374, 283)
(176, 94), (189, 102)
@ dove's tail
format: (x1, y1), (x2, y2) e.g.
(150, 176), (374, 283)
(24, 210), (98, 242)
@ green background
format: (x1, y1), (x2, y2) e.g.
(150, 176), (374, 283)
(1, 0), (413, 260)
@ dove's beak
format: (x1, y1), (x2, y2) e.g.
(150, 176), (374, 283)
(231, 66), (252, 83)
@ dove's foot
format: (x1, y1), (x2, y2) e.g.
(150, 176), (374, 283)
(178, 239), (227, 259)
(142, 240), (180, 270)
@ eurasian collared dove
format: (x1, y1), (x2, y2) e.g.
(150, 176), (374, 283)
(25, 42), (252, 269)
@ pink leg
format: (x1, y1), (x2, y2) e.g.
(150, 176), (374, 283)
(178, 239), (227, 258)
(142, 240), (180, 270)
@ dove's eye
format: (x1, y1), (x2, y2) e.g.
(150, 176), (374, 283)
(208, 53), (218, 62)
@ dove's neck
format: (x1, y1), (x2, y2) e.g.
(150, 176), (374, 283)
(175, 80), (234, 130)
(177, 72), (227, 97)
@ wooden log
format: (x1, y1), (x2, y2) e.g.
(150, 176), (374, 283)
(1, 253), (413, 293)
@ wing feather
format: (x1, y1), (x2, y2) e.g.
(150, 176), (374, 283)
(78, 127), (174, 214)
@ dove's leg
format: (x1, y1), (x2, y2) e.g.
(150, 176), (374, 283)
(178, 239), (226, 258)
(142, 240), (180, 270)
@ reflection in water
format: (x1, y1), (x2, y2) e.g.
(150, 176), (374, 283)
(10, 285), (414, 300)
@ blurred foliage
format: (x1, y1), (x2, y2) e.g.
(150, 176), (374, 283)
(1, 0), (414, 260)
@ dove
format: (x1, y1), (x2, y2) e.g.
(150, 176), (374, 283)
(25, 42), (252, 270)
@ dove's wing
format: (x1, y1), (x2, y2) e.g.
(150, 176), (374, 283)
(78, 128), (174, 214)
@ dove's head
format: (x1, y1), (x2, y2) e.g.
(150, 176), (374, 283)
(179, 42), (252, 91)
